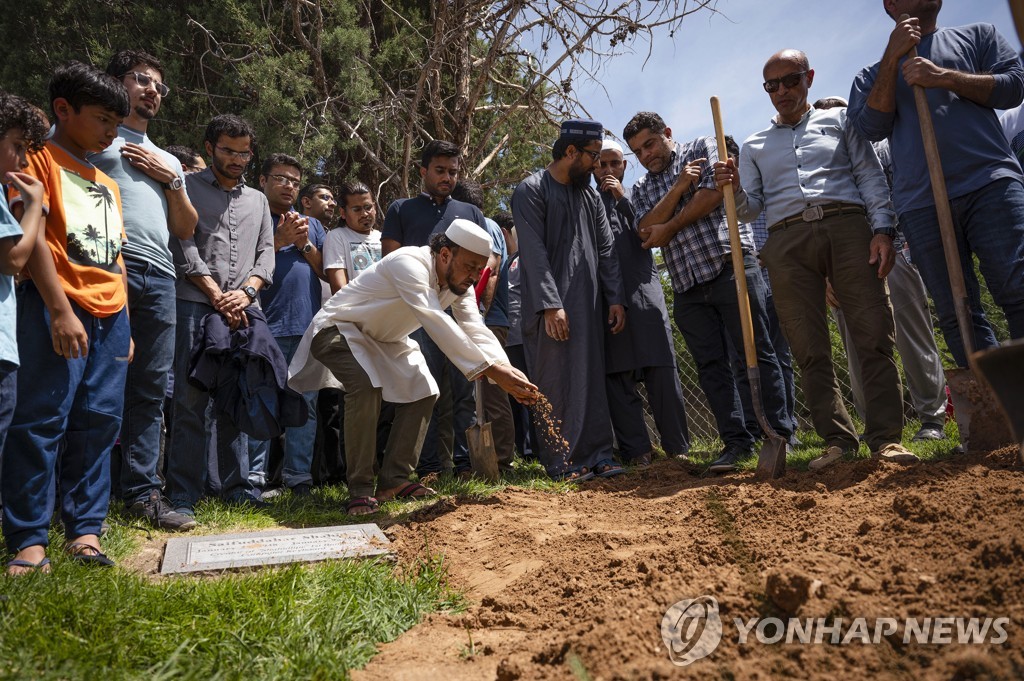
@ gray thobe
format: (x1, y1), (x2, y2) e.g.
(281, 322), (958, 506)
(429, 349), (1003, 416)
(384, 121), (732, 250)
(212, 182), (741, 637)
(601, 189), (690, 457)
(512, 170), (624, 474)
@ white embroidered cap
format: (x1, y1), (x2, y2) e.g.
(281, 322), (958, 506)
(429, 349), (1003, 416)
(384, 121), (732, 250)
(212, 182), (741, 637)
(445, 218), (494, 257)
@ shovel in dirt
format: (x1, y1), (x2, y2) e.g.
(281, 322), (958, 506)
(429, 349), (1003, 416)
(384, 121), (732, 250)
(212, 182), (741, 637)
(711, 96), (788, 480)
(904, 23), (1018, 455)
(466, 378), (500, 481)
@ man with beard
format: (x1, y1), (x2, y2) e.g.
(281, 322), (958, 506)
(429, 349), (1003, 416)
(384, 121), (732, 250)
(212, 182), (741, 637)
(512, 119), (626, 481)
(167, 114), (274, 518)
(288, 220), (537, 515)
(92, 49), (198, 531)
(381, 140), (489, 477)
(625, 111), (792, 473)
(248, 153), (326, 496)
(595, 139), (690, 466)
(298, 183), (337, 229)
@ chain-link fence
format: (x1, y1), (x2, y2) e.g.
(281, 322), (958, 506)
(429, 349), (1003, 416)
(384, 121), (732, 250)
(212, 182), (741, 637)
(644, 265), (1011, 447)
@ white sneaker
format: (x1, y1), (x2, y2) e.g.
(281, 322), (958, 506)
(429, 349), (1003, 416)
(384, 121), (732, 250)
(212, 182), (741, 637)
(873, 443), (920, 464)
(808, 445), (847, 471)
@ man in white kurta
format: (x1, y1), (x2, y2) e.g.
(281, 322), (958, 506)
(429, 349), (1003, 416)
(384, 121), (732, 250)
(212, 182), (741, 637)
(289, 220), (536, 513)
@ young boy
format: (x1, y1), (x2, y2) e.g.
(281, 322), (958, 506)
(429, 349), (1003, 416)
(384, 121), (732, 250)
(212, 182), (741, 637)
(323, 181), (382, 293)
(0, 92), (49, 539)
(2, 62), (131, 575)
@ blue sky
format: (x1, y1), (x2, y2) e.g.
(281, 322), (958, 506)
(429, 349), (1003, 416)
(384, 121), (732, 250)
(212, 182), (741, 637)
(576, 1), (1017, 184)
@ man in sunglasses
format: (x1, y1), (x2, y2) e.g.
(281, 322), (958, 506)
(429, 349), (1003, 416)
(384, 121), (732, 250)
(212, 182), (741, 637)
(714, 49), (918, 471)
(92, 49), (199, 531)
(848, 0), (1024, 368)
(625, 111), (793, 473)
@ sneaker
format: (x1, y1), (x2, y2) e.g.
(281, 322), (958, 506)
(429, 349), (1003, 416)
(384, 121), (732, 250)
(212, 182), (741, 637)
(911, 423), (945, 442)
(290, 482), (313, 497)
(126, 490), (198, 532)
(708, 446), (751, 473)
(259, 486), (285, 500)
(808, 445), (848, 471)
(873, 442), (920, 464)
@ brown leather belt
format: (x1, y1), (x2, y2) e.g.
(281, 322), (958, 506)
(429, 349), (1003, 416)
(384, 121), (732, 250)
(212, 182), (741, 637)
(769, 202), (866, 232)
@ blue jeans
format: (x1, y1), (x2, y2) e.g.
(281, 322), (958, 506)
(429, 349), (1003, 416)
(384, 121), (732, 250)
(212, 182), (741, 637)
(165, 299), (256, 510)
(672, 255), (792, 450)
(119, 259), (176, 504)
(248, 334), (318, 488)
(0, 362), (16, 506)
(1, 283), (129, 550)
(899, 177), (1024, 367)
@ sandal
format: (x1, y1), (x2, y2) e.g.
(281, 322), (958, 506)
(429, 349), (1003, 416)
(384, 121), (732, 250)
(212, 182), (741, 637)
(6, 557), (51, 576)
(345, 496), (380, 516)
(593, 459), (626, 478)
(66, 542), (115, 567)
(551, 466), (594, 482)
(376, 482), (437, 501)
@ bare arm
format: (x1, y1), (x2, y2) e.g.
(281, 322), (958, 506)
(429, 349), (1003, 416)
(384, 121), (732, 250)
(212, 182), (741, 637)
(0, 172), (43, 274)
(119, 143), (196, 239)
(326, 267), (349, 294)
(640, 188), (724, 249)
(381, 237), (401, 255)
(479, 252), (500, 314)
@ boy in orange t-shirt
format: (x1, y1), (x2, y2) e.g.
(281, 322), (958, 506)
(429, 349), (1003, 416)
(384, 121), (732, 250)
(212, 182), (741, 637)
(2, 62), (131, 575)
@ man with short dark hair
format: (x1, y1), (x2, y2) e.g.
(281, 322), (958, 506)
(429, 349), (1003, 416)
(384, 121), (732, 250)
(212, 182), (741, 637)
(298, 183), (336, 227)
(848, 0), (1024, 365)
(248, 153), (326, 496)
(715, 49), (917, 470)
(513, 119), (626, 481)
(624, 111), (792, 472)
(288, 220), (536, 515)
(167, 114), (275, 516)
(165, 145), (206, 174)
(594, 139), (690, 465)
(93, 49), (199, 531)
(380, 140), (490, 475)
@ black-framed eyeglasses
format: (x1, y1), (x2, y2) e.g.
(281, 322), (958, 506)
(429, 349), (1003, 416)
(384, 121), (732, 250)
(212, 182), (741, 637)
(215, 146), (253, 161)
(268, 173), (301, 188)
(121, 71), (170, 98)
(577, 148), (601, 161)
(763, 71), (807, 93)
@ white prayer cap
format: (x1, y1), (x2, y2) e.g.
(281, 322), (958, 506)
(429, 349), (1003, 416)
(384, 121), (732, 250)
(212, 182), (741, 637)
(601, 139), (624, 155)
(445, 218), (493, 257)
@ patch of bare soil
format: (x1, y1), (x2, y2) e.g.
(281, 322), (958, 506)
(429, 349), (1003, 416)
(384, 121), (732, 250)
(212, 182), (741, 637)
(353, 449), (1024, 680)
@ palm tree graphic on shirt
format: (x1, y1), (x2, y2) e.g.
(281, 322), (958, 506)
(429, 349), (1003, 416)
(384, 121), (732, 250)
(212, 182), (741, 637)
(62, 168), (122, 272)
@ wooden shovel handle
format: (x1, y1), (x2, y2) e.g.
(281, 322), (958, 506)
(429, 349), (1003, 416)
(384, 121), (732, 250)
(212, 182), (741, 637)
(710, 96), (758, 370)
(900, 13), (976, 357)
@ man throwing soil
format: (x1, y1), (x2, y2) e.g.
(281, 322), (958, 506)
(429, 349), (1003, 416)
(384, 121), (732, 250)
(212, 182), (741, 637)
(288, 219), (536, 515)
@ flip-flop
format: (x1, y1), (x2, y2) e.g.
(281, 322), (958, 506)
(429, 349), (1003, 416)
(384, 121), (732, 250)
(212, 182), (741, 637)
(377, 482), (437, 501)
(345, 496), (380, 515)
(5, 557), (51, 576)
(551, 466), (594, 482)
(593, 459), (626, 478)
(66, 543), (115, 567)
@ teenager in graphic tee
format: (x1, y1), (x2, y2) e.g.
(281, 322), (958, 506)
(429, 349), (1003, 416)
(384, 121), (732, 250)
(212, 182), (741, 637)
(324, 181), (383, 293)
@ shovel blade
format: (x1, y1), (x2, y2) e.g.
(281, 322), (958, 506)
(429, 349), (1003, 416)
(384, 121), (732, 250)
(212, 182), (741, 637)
(755, 436), (788, 481)
(466, 422), (500, 482)
(946, 366), (1016, 455)
(971, 339), (1024, 464)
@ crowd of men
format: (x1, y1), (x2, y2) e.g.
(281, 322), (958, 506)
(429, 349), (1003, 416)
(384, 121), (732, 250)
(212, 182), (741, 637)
(2, 0), (1023, 573)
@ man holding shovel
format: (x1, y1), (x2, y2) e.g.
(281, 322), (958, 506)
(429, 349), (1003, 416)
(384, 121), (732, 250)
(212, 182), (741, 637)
(847, 0), (1024, 366)
(715, 49), (918, 470)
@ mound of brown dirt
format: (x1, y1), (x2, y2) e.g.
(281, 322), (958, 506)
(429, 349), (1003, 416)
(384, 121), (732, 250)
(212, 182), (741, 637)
(353, 449), (1024, 680)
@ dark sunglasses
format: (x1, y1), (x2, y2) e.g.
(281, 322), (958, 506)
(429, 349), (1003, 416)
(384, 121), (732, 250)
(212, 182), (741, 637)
(763, 71), (807, 93)
(121, 71), (170, 98)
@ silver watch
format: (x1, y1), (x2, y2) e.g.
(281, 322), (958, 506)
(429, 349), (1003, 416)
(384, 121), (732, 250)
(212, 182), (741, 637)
(163, 177), (184, 191)
(301, 241), (314, 254)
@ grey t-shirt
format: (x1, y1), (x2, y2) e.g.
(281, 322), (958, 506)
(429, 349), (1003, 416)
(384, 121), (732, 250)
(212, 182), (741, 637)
(90, 125), (185, 278)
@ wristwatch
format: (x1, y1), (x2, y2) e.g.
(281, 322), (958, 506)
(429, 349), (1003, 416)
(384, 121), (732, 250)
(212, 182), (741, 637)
(242, 285), (258, 301)
(162, 177), (184, 191)
(301, 241), (314, 254)
(874, 227), (897, 239)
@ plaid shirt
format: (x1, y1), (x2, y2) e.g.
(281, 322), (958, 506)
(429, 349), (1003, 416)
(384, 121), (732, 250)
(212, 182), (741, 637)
(747, 212), (772, 297)
(631, 138), (753, 293)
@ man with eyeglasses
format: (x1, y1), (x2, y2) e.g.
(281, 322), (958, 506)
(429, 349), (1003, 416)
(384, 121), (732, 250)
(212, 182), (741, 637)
(594, 139), (690, 467)
(714, 49), (918, 471)
(92, 49), (199, 532)
(298, 183), (337, 229)
(512, 119), (626, 481)
(167, 114), (275, 517)
(848, 0), (1024, 368)
(248, 153), (326, 497)
(625, 111), (792, 473)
